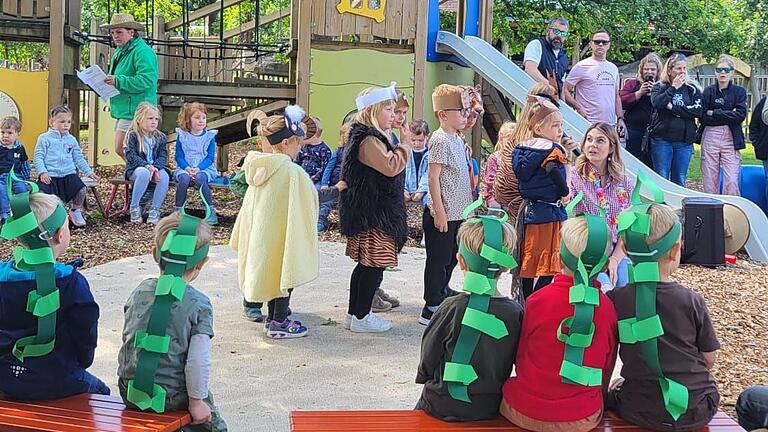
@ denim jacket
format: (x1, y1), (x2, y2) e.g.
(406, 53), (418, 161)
(33, 129), (93, 178)
(405, 149), (429, 203)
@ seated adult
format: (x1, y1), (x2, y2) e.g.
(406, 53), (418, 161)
(620, 53), (662, 167)
(568, 122), (635, 289)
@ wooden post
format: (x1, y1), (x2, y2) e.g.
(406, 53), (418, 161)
(66, 0), (82, 134)
(471, 0), (493, 158)
(87, 18), (100, 166)
(153, 15), (167, 80)
(295, 0), (312, 108)
(412, 0), (428, 121)
(456, 0), (466, 38)
(289, 0), (300, 85)
(48, 0), (66, 109)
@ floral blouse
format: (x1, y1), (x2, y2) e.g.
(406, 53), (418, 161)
(568, 164), (635, 244)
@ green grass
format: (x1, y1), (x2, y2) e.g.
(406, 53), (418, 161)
(686, 144), (762, 183)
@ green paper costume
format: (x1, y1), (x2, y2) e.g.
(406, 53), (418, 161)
(443, 198), (518, 403)
(0, 169), (67, 363)
(126, 198), (211, 413)
(616, 171), (688, 420)
(556, 192), (610, 387)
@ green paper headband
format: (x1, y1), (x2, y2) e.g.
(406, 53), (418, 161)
(617, 171), (688, 420)
(443, 198), (518, 403)
(557, 192), (609, 387)
(0, 168), (67, 362)
(126, 191), (211, 413)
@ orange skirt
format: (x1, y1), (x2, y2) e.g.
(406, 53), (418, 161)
(520, 221), (562, 278)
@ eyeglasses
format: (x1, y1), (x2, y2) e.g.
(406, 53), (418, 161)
(444, 108), (471, 117)
(592, 39), (610, 45)
(551, 28), (568, 38)
(715, 67), (733, 74)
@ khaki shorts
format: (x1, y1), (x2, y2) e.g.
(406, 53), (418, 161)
(114, 118), (131, 132)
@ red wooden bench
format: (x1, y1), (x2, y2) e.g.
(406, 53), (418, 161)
(0, 393), (191, 432)
(103, 178), (230, 219)
(290, 409), (745, 431)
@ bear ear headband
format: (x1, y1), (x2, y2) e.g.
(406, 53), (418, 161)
(527, 95), (560, 126)
(355, 82), (398, 111)
(247, 105), (307, 145)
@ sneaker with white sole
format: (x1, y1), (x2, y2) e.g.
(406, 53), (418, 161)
(349, 312), (391, 333)
(130, 206), (142, 223)
(267, 319), (308, 339)
(70, 209), (86, 227)
(418, 305), (439, 326)
(146, 207), (161, 224)
(371, 292), (392, 313)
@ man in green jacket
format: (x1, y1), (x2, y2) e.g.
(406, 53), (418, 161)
(102, 13), (158, 161)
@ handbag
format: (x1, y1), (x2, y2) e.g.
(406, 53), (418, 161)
(641, 111), (660, 154)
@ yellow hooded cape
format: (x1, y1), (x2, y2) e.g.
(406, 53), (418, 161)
(230, 151), (319, 302)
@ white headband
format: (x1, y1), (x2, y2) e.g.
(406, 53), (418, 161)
(355, 83), (398, 111)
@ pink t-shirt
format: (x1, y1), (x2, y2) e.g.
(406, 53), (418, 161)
(565, 58), (620, 125)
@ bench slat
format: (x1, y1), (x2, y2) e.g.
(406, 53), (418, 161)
(289, 410), (745, 431)
(0, 394), (190, 432)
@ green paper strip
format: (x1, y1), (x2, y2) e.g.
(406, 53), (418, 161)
(618, 315), (665, 344)
(134, 331), (171, 354)
(155, 275), (187, 302)
(479, 244), (517, 270)
(557, 317), (595, 348)
(443, 362), (478, 386)
(126, 380), (167, 413)
(560, 360), (602, 387)
(462, 272), (495, 295)
(20, 248), (55, 266)
(461, 307), (509, 339)
(661, 377), (690, 421)
(26, 290), (60, 317)
(12, 335), (56, 362)
(629, 262), (661, 283)
(0, 211), (38, 240)
(569, 284), (599, 306)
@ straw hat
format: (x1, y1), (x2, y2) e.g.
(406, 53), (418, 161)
(101, 13), (144, 31)
(722, 203), (750, 254)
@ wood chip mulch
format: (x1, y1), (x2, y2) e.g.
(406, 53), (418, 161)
(1, 143), (765, 414)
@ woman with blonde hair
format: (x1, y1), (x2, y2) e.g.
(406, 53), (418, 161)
(695, 54), (748, 195)
(338, 85), (411, 333)
(649, 53), (703, 186)
(568, 122), (635, 288)
(620, 52), (662, 165)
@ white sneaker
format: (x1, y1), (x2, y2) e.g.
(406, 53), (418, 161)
(349, 312), (391, 333)
(344, 314), (352, 329)
(70, 209), (86, 227)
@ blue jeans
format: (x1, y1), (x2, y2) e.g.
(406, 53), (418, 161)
(317, 185), (339, 224)
(175, 172), (214, 208)
(737, 385), (768, 431)
(650, 139), (693, 186)
(0, 173), (29, 217)
(130, 167), (169, 209)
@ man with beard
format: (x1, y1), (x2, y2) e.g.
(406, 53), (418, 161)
(564, 30), (626, 137)
(523, 18), (570, 98)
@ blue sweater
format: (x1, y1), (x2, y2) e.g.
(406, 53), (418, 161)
(320, 146), (345, 186)
(0, 260), (100, 400)
(33, 129), (93, 178)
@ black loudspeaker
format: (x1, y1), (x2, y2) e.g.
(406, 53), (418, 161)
(681, 197), (725, 267)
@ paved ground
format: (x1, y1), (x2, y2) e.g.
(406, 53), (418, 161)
(86, 242), (515, 432)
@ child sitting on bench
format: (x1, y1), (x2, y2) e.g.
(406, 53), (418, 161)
(0, 187), (109, 400)
(501, 202), (618, 431)
(117, 212), (227, 431)
(607, 181), (720, 431)
(416, 201), (523, 421)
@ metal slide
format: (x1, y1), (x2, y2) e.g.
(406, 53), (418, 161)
(436, 31), (768, 262)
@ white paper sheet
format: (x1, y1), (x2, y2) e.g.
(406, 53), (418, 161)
(76, 65), (120, 101)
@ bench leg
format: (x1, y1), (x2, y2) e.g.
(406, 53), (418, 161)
(89, 186), (106, 218)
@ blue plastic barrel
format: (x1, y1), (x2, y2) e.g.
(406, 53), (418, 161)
(739, 165), (768, 215)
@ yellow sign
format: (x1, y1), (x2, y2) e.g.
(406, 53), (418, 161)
(0, 69), (49, 157)
(336, 0), (386, 23)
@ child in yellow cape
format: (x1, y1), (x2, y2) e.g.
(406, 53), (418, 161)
(230, 105), (319, 339)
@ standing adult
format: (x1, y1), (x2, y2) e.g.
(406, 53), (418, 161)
(649, 53), (703, 186)
(563, 30), (626, 137)
(568, 122), (634, 289)
(748, 94), (768, 208)
(102, 13), (159, 161)
(619, 53), (662, 166)
(696, 55), (748, 195)
(523, 17), (570, 98)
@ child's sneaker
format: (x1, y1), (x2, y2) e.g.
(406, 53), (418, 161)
(130, 206), (142, 223)
(344, 314), (352, 330)
(242, 305), (264, 323)
(146, 208), (161, 224)
(206, 209), (219, 226)
(265, 317), (302, 333)
(267, 319), (308, 339)
(70, 209), (86, 227)
(419, 305), (439, 326)
(350, 313), (391, 333)
(371, 292), (392, 313)
(377, 288), (400, 308)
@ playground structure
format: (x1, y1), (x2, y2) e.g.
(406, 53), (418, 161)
(1, 0), (767, 262)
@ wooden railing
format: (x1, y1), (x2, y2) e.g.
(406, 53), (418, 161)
(0, 0), (51, 18)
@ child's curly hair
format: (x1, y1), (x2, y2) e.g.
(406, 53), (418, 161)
(177, 102), (207, 131)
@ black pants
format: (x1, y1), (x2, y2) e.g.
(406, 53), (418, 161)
(626, 127), (653, 167)
(348, 264), (385, 319)
(521, 276), (553, 301)
(422, 207), (462, 307)
(267, 290), (292, 323)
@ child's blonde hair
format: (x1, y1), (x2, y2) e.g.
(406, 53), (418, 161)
(248, 110), (299, 151)
(560, 217), (611, 258)
(355, 87), (394, 140)
(509, 83), (557, 145)
(177, 102), (207, 131)
(1, 116), (21, 132)
(339, 122), (352, 147)
(645, 204), (680, 245)
(153, 213), (212, 270)
(458, 218), (517, 264)
(130, 102), (161, 138)
(495, 121), (516, 152)
(20, 193), (63, 246)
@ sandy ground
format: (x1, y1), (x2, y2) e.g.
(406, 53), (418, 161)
(86, 242), (506, 432)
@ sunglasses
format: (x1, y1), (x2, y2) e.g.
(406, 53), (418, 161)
(592, 39), (610, 45)
(551, 28), (568, 38)
(715, 67), (733, 74)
